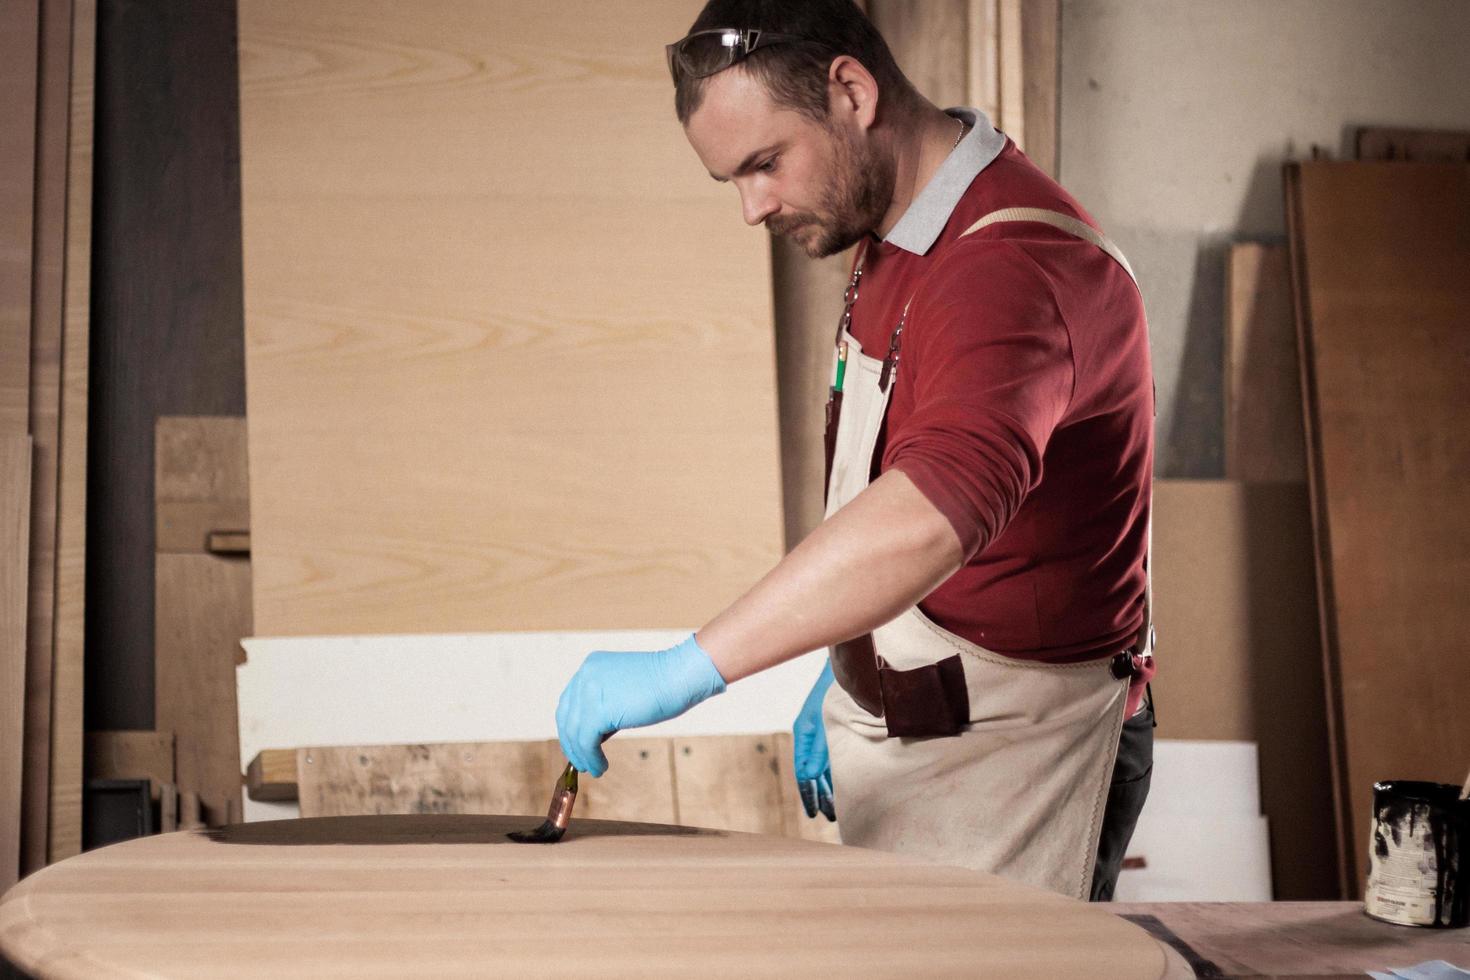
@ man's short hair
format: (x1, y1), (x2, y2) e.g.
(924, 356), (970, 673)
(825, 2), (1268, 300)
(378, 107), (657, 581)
(672, 0), (916, 125)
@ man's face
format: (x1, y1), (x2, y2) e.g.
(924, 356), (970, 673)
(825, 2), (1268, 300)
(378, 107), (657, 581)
(683, 68), (893, 258)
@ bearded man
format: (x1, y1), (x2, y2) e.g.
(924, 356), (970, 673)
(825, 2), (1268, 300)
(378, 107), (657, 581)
(554, 0), (1157, 902)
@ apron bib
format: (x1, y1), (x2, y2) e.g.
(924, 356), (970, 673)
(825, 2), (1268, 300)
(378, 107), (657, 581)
(821, 208), (1150, 900)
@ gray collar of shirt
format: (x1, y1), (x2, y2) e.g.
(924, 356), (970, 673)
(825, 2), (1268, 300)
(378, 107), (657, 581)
(882, 107), (1008, 256)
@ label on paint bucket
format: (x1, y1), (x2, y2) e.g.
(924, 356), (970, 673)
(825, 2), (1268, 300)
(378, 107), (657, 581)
(1364, 780), (1468, 928)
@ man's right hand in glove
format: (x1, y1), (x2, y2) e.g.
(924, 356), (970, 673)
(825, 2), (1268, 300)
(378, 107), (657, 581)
(793, 659), (837, 821)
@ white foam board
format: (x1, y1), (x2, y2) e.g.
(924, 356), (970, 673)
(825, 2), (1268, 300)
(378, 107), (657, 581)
(1113, 812), (1273, 901)
(1148, 740), (1261, 816)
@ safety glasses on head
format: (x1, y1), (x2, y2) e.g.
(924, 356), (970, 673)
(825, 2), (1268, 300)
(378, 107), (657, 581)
(665, 27), (810, 82)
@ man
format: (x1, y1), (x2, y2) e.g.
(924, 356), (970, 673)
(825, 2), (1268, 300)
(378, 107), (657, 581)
(555, 0), (1155, 902)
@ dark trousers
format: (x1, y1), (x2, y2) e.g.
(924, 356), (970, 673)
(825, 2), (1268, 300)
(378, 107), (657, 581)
(1090, 695), (1155, 901)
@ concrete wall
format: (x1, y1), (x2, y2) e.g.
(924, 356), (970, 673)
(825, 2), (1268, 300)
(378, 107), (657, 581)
(1059, 0), (1470, 476)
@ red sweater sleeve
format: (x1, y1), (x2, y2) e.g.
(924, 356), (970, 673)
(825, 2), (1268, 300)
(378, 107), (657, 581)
(882, 241), (1075, 560)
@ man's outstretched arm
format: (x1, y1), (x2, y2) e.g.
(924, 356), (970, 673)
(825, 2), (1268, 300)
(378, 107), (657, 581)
(697, 468), (963, 681)
(555, 469), (963, 775)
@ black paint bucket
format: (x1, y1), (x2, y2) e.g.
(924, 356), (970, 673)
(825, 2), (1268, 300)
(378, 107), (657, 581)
(1364, 780), (1469, 928)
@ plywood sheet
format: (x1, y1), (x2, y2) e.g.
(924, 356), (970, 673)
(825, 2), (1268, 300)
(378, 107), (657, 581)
(1, 436), (33, 892)
(1225, 244), (1305, 482)
(155, 553), (249, 824)
(238, 2), (783, 636)
(21, 0), (73, 877)
(0, 814), (1188, 978)
(0, 0), (39, 437)
(1285, 161), (1470, 898)
(1150, 480), (1336, 899)
(48, 0), (95, 865)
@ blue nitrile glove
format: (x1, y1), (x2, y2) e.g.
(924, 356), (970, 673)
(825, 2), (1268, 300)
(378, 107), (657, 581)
(555, 634), (727, 777)
(793, 660), (837, 821)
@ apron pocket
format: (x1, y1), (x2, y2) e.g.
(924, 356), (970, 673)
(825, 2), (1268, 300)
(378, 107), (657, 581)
(878, 653), (969, 738)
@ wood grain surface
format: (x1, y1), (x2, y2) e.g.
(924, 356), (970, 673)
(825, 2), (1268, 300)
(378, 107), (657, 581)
(155, 553), (250, 824)
(1150, 480), (1336, 900)
(1225, 244), (1305, 482)
(0, 814), (1187, 978)
(238, 1), (784, 636)
(47, 0), (94, 865)
(1, 436), (32, 892)
(0, 0), (39, 437)
(1286, 161), (1470, 897)
(20, 0), (73, 877)
(154, 418), (252, 825)
(1112, 901), (1470, 978)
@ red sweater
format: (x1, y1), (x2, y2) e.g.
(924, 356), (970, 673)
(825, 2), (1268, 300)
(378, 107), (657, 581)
(849, 138), (1154, 689)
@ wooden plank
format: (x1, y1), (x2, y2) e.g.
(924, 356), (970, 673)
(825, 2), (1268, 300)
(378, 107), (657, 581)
(1151, 480), (1337, 899)
(244, 749), (297, 802)
(155, 417), (249, 554)
(239, 1), (783, 637)
(21, 0), (73, 877)
(671, 734), (787, 836)
(155, 553), (250, 824)
(296, 741), (560, 819)
(1018, 0), (1060, 177)
(869, 1), (969, 108)
(572, 738), (678, 825)
(996, 0), (1025, 149)
(1286, 161), (1470, 898)
(0, 814), (1188, 979)
(1, 436), (33, 892)
(0, 0), (39, 436)
(47, 0), (95, 864)
(1111, 901), (1470, 978)
(966, 0), (1000, 124)
(1356, 126), (1470, 163)
(1225, 244), (1305, 482)
(83, 730), (174, 801)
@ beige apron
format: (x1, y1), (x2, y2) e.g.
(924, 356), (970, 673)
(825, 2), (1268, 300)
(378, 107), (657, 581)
(822, 208), (1150, 901)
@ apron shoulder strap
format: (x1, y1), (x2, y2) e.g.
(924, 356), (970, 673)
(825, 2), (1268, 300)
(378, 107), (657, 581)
(958, 207), (1138, 285)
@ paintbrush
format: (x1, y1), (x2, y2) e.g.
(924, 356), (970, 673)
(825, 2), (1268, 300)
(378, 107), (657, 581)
(508, 761), (579, 844)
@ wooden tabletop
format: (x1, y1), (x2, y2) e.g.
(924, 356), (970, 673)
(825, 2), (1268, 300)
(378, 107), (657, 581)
(1112, 901), (1470, 979)
(1, 814), (1189, 978)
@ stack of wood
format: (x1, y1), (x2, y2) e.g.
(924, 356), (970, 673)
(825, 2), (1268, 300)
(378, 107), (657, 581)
(1, 0), (95, 894)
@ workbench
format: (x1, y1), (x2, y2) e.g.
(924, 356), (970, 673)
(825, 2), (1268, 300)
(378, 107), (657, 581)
(1111, 901), (1469, 978)
(0, 814), (1187, 978)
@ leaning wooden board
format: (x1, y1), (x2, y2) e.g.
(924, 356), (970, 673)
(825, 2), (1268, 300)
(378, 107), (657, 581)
(1285, 161), (1470, 897)
(21, 0), (75, 876)
(47, 0), (95, 865)
(238, 1), (784, 636)
(0, 814), (1189, 978)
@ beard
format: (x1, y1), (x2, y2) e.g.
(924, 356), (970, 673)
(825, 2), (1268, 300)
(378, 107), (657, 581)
(766, 126), (895, 259)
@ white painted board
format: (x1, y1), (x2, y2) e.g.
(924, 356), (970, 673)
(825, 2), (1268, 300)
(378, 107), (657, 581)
(238, 631), (827, 821)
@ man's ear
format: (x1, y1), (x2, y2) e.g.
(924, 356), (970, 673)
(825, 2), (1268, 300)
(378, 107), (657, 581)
(826, 55), (879, 131)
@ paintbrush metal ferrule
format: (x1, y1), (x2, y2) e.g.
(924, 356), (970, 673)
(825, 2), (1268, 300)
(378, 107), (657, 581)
(507, 762), (579, 843)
